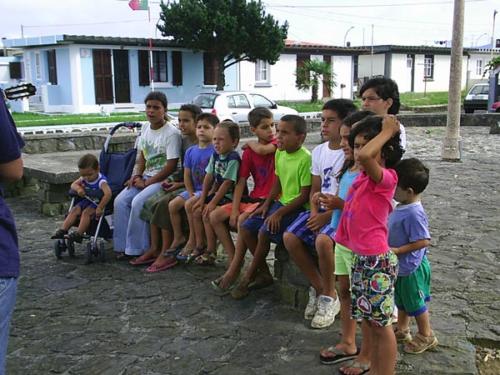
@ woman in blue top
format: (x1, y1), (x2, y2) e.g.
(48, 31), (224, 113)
(0, 88), (24, 374)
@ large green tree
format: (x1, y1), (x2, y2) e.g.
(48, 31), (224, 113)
(157, 0), (288, 90)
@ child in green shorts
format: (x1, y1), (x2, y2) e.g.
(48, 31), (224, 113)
(389, 158), (438, 354)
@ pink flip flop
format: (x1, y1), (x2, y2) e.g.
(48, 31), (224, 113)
(145, 258), (178, 273)
(129, 255), (156, 266)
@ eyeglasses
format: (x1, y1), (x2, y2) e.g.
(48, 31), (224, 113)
(361, 96), (383, 102)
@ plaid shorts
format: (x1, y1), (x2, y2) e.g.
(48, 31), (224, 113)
(285, 210), (335, 249)
(351, 251), (398, 327)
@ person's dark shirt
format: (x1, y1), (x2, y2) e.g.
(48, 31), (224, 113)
(0, 89), (24, 278)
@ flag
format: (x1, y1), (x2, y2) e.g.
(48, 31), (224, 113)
(129, 0), (148, 11)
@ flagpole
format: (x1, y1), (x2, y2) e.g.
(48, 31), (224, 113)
(148, 5), (155, 91)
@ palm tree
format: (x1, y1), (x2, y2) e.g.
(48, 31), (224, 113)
(296, 60), (336, 103)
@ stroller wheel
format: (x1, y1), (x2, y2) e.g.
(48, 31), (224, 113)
(85, 242), (94, 264)
(67, 240), (75, 258)
(54, 239), (65, 259)
(97, 240), (106, 262)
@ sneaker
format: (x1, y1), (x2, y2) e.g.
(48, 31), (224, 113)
(311, 295), (341, 329)
(304, 287), (318, 320)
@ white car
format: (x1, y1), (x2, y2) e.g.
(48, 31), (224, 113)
(192, 91), (298, 124)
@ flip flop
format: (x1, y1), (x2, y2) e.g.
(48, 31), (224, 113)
(319, 346), (360, 365)
(145, 258), (178, 273)
(211, 277), (236, 296)
(338, 359), (370, 375)
(164, 242), (187, 257)
(129, 254), (156, 266)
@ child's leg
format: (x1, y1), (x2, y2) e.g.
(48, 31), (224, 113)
(243, 230), (270, 284)
(337, 275), (357, 352)
(370, 323), (397, 375)
(192, 203), (206, 251)
(414, 311), (432, 337)
(60, 206), (82, 231)
(209, 207), (233, 262)
(76, 206), (95, 234)
(183, 196), (198, 253)
(168, 196), (187, 247)
(397, 309), (411, 333)
(315, 234), (337, 299)
(218, 211), (252, 289)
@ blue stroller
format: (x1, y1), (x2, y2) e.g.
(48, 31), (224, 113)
(53, 122), (142, 263)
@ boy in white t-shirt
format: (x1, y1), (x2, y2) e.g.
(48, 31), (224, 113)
(283, 99), (357, 329)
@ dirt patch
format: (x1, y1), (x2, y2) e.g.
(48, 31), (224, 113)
(476, 347), (500, 375)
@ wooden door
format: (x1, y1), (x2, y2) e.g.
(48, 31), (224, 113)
(93, 49), (113, 104)
(113, 50), (131, 103)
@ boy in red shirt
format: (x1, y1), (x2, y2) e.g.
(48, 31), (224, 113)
(210, 107), (277, 294)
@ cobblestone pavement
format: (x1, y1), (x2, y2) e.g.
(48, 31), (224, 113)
(5, 126), (500, 374)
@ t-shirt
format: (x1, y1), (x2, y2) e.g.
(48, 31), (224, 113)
(334, 168), (397, 256)
(275, 146), (312, 206)
(388, 201), (431, 276)
(205, 151), (240, 200)
(184, 144), (215, 192)
(311, 142), (345, 195)
(0, 89), (24, 278)
(138, 122), (182, 177)
(78, 172), (108, 202)
(239, 140), (277, 199)
(330, 170), (359, 231)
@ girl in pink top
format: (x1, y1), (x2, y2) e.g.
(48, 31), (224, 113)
(334, 115), (403, 375)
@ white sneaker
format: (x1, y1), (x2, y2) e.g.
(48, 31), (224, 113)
(304, 287), (317, 320)
(311, 295), (341, 329)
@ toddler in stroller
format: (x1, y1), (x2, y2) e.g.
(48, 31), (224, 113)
(52, 122), (141, 262)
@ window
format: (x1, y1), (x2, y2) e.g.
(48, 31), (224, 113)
(171, 51), (183, 86)
(424, 54), (434, 79)
(227, 94), (250, 109)
(476, 59), (483, 76)
(152, 51), (168, 82)
(203, 52), (219, 85)
(251, 94), (273, 108)
(9, 62), (22, 79)
(255, 60), (269, 82)
(47, 49), (57, 85)
(35, 52), (41, 80)
(406, 54), (413, 69)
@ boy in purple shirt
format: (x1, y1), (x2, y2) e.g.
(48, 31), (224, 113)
(0, 88), (24, 373)
(389, 158), (438, 354)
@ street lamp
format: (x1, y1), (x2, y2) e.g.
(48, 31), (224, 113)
(491, 10), (498, 60)
(344, 26), (355, 47)
(474, 32), (488, 47)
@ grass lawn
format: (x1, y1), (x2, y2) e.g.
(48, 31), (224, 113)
(12, 112), (147, 127)
(278, 91), (463, 112)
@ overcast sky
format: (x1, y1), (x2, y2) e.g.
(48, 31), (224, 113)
(0, 0), (498, 48)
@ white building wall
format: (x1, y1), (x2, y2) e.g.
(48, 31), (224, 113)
(331, 55), (353, 99)
(239, 53), (353, 102)
(390, 54), (412, 93)
(467, 52), (496, 88)
(412, 54), (468, 92)
(358, 54), (385, 79)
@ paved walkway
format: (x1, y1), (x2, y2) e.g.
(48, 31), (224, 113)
(5, 126), (500, 374)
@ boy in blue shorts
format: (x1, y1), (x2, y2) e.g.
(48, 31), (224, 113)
(231, 114), (312, 299)
(283, 99), (356, 329)
(389, 158), (438, 354)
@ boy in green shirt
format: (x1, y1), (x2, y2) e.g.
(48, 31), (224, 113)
(231, 115), (312, 299)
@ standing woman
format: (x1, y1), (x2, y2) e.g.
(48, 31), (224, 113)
(0, 88), (24, 374)
(113, 92), (181, 259)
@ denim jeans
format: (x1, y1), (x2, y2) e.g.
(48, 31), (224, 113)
(0, 277), (17, 375)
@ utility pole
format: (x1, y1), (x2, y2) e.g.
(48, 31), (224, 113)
(442, 0), (464, 161)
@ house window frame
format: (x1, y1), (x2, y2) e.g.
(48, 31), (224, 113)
(47, 49), (58, 85)
(255, 59), (270, 86)
(424, 54), (434, 80)
(406, 54), (413, 69)
(34, 52), (42, 80)
(152, 50), (169, 84)
(475, 59), (483, 76)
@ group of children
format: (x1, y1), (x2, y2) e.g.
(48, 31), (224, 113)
(52, 77), (438, 374)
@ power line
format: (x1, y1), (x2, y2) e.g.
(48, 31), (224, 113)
(265, 0), (484, 9)
(22, 19), (149, 29)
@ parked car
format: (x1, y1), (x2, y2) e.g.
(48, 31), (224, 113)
(463, 83), (489, 113)
(192, 91), (298, 124)
(491, 101), (500, 112)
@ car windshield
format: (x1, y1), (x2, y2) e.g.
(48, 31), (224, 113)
(193, 94), (218, 108)
(469, 85), (489, 95)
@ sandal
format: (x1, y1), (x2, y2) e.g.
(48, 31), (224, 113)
(51, 228), (68, 239)
(164, 242), (187, 257)
(211, 277), (236, 296)
(186, 247), (206, 263)
(67, 231), (83, 244)
(230, 280), (250, 300)
(394, 327), (412, 343)
(339, 359), (370, 375)
(319, 346), (359, 365)
(129, 254), (157, 266)
(145, 257), (178, 273)
(403, 331), (438, 354)
(195, 252), (216, 266)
